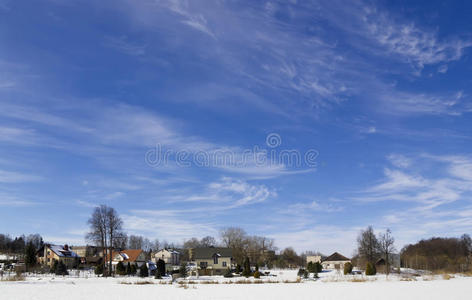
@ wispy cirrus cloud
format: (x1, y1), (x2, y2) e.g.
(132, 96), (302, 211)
(0, 169), (42, 183)
(103, 35), (147, 56)
(363, 9), (472, 70)
(113, 0), (471, 117)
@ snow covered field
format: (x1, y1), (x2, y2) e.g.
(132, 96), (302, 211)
(1, 270), (471, 300)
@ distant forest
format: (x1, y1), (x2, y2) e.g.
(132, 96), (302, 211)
(401, 235), (471, 272)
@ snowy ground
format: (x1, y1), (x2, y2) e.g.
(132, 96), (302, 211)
(1, 269), (471, 300)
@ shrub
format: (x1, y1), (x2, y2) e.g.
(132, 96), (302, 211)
(95, 264), (104, 275)
(235, 264), (242, 274)
(242, 257), (252, 278)
(314, 262), (322, 273)
(55, 260), (69, 276)
(253, 271), (260, 278)
(179, 262), (188, 278)
(307, 261), (315, 273)
(224, 268), (234, 278)
(139, 264), (148, 277)
(50, 259), (58, 274)
(365, 262), (376, 276)
(344, 262), (353, 275)
(297, 268), (307, 277)
(130, 264), (137, 275)
(156, 259), (166, 277)
(126, 262), (131, 275)
(116, 261), (126, 275)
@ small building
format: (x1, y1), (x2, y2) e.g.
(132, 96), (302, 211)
(306, 255), (322, 264)
(153, 248), (180, 266)
(189, 247), (232, 276)
(70, 245), (104, 266)
(321, 252), (351, 270)
(37, 244), (79, 268)
(106, 249), (147, 271)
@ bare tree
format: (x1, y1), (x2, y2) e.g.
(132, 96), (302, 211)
(86, 205), (124, 276)
(86, 205), (108, 275)
(128, 235), (144, 249)
(357, 225), (380, 267)
(220, 227), (248, 264)
(200, 236), (217, 247)
(106, 207), (124, 276)
(378, 229), (396, 276)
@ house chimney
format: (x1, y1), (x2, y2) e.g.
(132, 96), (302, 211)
(64, 244), (69, 251)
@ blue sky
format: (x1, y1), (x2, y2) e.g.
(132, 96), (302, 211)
(1, 0), (472, 255)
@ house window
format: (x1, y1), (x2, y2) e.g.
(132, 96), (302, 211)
(222, 261), (227, 267)
(47, 251), (50, 256)
(213, 256), (218, 264)
(47, 258), (50, 262)
(200, 262), (208, 269)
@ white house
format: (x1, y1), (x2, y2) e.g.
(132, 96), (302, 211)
(321, 252), (351, 270)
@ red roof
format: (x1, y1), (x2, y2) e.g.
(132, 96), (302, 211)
(106, 249), (144, 263)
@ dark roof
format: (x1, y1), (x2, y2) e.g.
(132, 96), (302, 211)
(322, 252), (350, 262)
(192, 247), (232, 259)
(375, 258), (386, 265)
(37, 244), (79, 258)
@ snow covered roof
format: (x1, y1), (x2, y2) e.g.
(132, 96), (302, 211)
(48, 245), (79, 258)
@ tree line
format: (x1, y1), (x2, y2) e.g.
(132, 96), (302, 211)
(0, 233), (43, 254)
(401, 235), (471, 272)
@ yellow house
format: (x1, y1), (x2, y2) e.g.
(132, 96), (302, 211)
(189, 247), (233, 275)
(37, 244), (79, 268)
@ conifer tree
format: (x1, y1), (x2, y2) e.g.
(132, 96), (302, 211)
(344, 262), (353, 275)
(24, 241), (36, 271)
(179, 262), (188, 278)
(365, 262), (376, 275)
(116, 261), (126, 275)
(156, 259), (166, 278)
(139, 264), (148, 277)
(55, 260), (69, 276)
(242, 257), (251, 277)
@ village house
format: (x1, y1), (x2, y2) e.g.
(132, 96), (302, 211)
(106, 249), (147, 271)
(153, 248), (180, 271)
(69, 245), (104, 267)
(189, 247), (233, 276)
(36, 244), (79, 268)
(321, 252), (351, 270)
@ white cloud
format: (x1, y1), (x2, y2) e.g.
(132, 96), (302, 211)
(103, 36), (146, 56)
(370, 168), (427, 192)
(0, 169), (42, 183)
(363, 10), (471, 70)
(387, 154), (411, 168)
(438, 65), (448, 73)
(171, 177), (276, 208)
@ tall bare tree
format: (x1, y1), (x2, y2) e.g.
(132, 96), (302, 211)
(220, 227), (248, 264)
(378, 229), (396, 276)
(105, 206), (124, 276)
(86, 205), (108, 275)
(86, 205), (124, 276)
